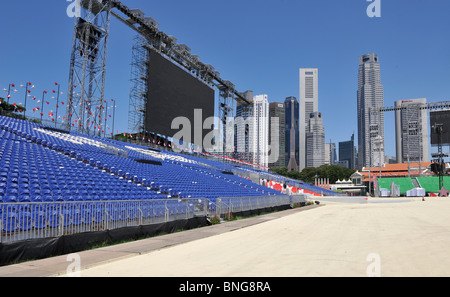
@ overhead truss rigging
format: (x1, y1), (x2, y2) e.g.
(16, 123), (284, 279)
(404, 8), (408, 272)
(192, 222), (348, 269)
(367, 100), (450, 168)
(67, 0), (250, 138)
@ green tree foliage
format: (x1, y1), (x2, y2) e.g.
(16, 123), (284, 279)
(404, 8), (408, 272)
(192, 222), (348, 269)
(272, 165), (356, 185)
(0, 98), (26, 113)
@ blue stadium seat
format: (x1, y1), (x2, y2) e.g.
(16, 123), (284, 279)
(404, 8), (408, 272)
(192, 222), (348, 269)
(48, 204), (60, 228)
(32, 204), (46, 230)
(0, 114), (339, 237)
(19, 204), (33, 231)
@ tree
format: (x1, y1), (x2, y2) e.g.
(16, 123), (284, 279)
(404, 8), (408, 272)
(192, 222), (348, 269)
(0, 100), (26, 113)
(270, 164), (356, 185)
(316, 164), (355, 184)
(272, 167), (288, 177)
(299, 167), (318, 184)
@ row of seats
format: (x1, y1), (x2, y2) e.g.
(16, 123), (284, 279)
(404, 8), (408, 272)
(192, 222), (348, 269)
(1, 199), (199, 232)
(0, 114), (339, 234)
(0, 115), (284, 205)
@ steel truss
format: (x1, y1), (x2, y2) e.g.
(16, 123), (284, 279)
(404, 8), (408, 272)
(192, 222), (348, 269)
(67, 0), (250, 150)
(219, 81), (236, 154)
(368, 100), (450, 171)
(66, 0), (112, 135)
(128, 35), (148, 137)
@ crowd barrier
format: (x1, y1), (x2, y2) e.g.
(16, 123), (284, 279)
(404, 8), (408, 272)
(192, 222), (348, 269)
(0, 195), (305, 243)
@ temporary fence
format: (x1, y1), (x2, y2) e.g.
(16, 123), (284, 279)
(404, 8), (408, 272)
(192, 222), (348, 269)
(0, 195), (305, 243)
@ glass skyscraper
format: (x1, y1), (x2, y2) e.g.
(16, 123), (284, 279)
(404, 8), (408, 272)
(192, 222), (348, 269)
(285, 96), (299, 171)
(299, 68), (319, 170)
(357, 53), (385, 168)
(306, 112), (325, 168)
(269, 102), (286, 168)
(339, 133), (356, 169)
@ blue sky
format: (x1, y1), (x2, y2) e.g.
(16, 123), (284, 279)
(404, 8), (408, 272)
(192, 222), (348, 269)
(1, 0), (449, 158)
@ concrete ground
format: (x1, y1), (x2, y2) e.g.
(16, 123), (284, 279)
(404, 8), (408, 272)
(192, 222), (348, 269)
(2, 197), (450, 277)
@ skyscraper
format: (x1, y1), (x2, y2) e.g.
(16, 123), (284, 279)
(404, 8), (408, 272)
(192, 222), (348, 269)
(234, 92), (269, 168)
(339, 133), (356, 169)
(269, 102), (286, 168)
(252, 95), (269, 167)
(284, 97), (299, 171)
(299, 68), (319, 170)
(306, 112), (325, 168)
(395, 98), (429, 163)
(357, 53), (385, 168)
(325, 142), (337, 165)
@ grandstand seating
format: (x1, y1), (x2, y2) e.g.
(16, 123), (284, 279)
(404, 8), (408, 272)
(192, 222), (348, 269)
(416, 176), (450, 194)
(378, 176), (450, 196)
(0, 115), (338, 236)
(377, 177), (415, 195)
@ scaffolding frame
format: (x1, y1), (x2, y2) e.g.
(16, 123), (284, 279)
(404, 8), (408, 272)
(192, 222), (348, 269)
(128, 35), (149, 137)
(66, 0), (251, 151)
(66, 0), (112, 135)
(219, 82), (236, 154)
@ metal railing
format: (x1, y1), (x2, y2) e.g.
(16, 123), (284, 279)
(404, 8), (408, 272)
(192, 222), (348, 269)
(0, 198), (207, 243)
(0, 195), (305, 243)
(215, 195), (291, 216)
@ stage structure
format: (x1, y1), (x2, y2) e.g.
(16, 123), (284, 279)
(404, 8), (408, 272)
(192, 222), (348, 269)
(368, 101), (450, 192)
(67, 0), (251, 150)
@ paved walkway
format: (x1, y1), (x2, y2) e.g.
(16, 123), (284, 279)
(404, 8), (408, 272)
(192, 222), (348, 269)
(2, 197), (450, 277)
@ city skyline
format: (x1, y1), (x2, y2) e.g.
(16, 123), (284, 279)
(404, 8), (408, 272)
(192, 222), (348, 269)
(0, 1), (449, 160)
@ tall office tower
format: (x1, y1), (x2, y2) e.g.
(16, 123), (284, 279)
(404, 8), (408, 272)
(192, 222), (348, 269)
(325, 142), (337, 165)
(285, 96), (300, 171)
(269, 102), (286, 168)
(394, 98), (429, 163)
(299, 68), (319, 171)
(339, 133), (356, 169)
(306, 112), (325, 168)
(357, 53), (385, 168)
(234, 91), (254, 164)
(252, 95), (269, 167)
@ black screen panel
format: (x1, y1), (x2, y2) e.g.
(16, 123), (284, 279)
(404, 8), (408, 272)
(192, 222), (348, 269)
(145, 49), (215, 149)
(430, 110), (450, 145)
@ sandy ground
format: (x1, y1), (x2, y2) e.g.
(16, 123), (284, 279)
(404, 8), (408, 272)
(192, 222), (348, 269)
(67, 197), (450, 277)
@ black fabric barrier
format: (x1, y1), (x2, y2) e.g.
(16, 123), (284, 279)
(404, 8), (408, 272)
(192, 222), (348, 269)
(0, 216), (209, 267)
(231, 205), (292, 219)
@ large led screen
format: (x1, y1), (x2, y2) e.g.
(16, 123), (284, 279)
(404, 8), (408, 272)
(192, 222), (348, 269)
(430, 110), (450, 145)
(145, 49), (215, 148)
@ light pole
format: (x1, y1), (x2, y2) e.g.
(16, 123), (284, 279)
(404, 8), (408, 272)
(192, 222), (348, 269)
(54, 83), (61, 127)
(22, 82), (33, 119)
(40, 90), (47, 123)
(103, 100), (108, 138)
(6, 83), (14, 104)
(111, 99), (116, 140)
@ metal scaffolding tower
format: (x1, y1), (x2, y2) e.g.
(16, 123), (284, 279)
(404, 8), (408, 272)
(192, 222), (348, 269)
(369, 101), (450, 165)
(219, 81), (236, 154)
(128, 35), (148, 136)
(66, 0), (251, 151)
(368, 101), (450, 194)
(66, 0), (111, 134)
